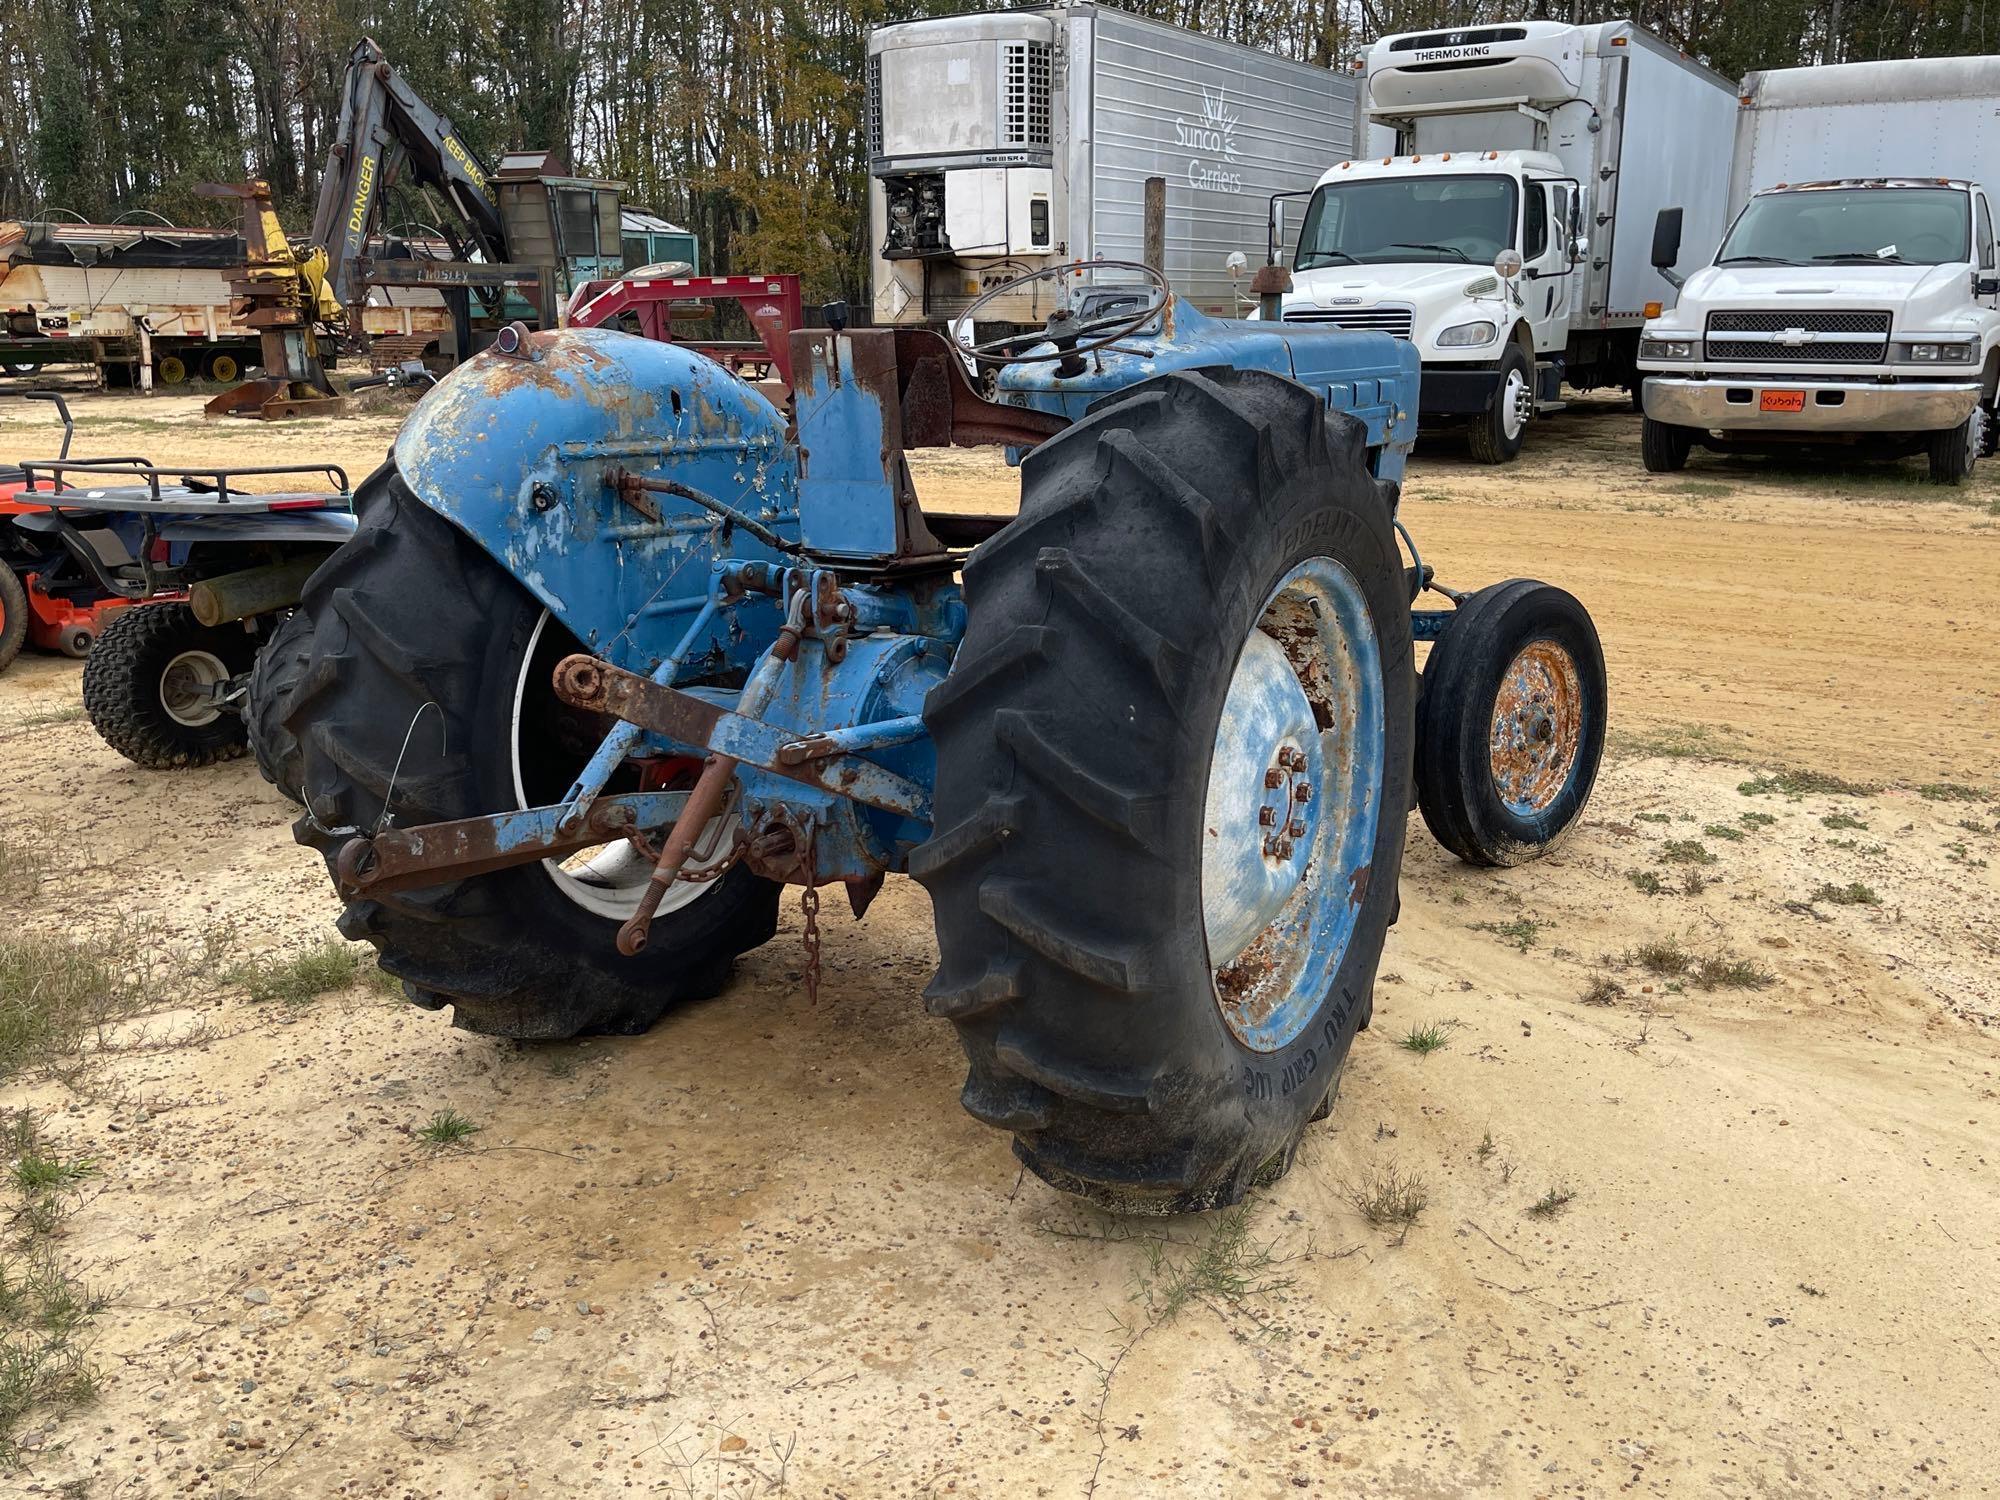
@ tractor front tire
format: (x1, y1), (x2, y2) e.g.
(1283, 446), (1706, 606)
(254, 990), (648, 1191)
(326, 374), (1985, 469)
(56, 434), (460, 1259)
(247, 609), (312, 803)
(0, 565), (26, 673)
(284, 468), (780, 1039)
(1417, 580), (1606, 866)
(916, 367), (1415, 1213)
(82, 603), (254, 768)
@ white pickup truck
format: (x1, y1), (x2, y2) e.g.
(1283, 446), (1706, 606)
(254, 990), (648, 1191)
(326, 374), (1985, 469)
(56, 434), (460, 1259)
(1638, 58), (2000, 484)
(1639, 179), (2000, 483)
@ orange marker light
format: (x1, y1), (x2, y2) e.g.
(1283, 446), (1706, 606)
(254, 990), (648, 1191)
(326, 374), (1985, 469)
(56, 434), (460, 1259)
(1643, 300), (1663, 319)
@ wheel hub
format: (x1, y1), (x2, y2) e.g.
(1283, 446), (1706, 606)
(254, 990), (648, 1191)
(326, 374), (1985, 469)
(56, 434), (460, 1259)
(1503, 370), (1532, 440)
(1201, 559), (1384, 1053)
(159, 649), (229, 728)
(1489, 639), (1584, 817)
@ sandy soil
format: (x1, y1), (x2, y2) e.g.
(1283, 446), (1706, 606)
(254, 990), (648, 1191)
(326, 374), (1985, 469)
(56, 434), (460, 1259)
(1, 390), (1997, 1498)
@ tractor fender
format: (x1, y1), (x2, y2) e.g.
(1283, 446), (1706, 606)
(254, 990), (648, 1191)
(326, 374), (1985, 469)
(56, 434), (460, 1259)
(393, 327), (800, 676)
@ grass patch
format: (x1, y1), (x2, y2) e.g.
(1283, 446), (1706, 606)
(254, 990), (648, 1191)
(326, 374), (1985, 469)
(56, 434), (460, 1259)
(0, 838), (47, 905)
(1919, 782), (1988, 804)
(1526, 1184), (1575, 1219)
(1662, 480), (1734, 499)
(1739, 811), (1777, 829)
(1811, 881), (1881, 907)
(0, 1115), (105, 1460)
(418, 1108), (480, 1148)
(1658, 839), (1716, 866)
(1820, 812), (1868, 831)
(1627, 937), (1692, 977)
(0, 935), (144, 1082)
(1635, 812), (1672, 825)
(12, 704), (87, 729)
(1475, 1130), (1497, 1161)
(1701, 823), (1745, 842)
(1470, 917), (1542, 951)
(1694, 955), (1774, 990)
(1826, 838), (1885, 855)
(1627, 870), (1665, 896)
(1344, 1165), (1429, 1233)
(1679, 868), (1710, 896)
(1579, 975), (1624, 1007)
(1398, 1020), (1454, 1056)
(1739, 768), (1880, 798)
(1613, 722), (1739, 761)
(1945, 842), (1988, 868)
(224, 941), (360, 1006)
(1131, 1207), (1293, 1325)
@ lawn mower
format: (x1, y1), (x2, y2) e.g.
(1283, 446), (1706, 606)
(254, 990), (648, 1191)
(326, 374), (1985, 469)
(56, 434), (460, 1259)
(0, 391), (355, 774)
(280, 260), (1607, 1213)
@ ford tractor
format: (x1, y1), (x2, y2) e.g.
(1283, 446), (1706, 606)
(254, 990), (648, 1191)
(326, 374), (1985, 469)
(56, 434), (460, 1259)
(281, 260), (1606, 1213)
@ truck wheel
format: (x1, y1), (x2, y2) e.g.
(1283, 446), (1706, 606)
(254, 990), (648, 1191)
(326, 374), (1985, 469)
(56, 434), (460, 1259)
(1416, 580), (1605, 867)
(206, 352), (241, 384)
(82, 603), (255, 768)
(1641, 415), (1694, 473)
(1927, 408), (1980, 485)
(1467, 345), (1531, 464)
(246, 610), (312, 803)
(915, 368), (1414, 1213)
(156, 355), (188, 386)
(0, 566), (26, 673)
(285, 468), (780, 1039)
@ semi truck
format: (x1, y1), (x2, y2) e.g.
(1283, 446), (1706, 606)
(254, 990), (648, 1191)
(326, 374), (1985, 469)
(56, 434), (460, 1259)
(1281, 19), (1737, 461)
(865, 1), (1360, 333)
(1638, 57), (2000, 483)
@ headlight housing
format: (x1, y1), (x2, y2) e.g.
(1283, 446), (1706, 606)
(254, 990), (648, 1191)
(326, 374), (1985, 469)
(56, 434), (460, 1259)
(1639, 337), (1697, 360)
(1892, 338), (1977, 363)
(1437, 320), (1497, 348)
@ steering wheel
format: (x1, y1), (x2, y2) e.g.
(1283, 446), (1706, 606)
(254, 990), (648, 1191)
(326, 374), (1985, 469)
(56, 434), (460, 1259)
(955, 259), (1171, 367)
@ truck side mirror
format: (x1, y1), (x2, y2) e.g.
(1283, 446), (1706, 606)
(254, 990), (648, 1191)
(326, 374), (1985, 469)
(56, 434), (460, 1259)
(1651, 208), (1685, 290)
(1975, 272), (2000, 298)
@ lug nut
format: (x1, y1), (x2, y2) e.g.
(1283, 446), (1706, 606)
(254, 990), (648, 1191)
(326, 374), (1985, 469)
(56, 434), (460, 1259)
(1278, 746), (1302, 770)
(1264, 769), (1284, 789)
(1276, 838), (1294, 859)
(1293, 782), (1313, 802)
(1288, 819), (1306, 839)
(1258, 806), (1277, 827)
(1263, 835), (1281, 857)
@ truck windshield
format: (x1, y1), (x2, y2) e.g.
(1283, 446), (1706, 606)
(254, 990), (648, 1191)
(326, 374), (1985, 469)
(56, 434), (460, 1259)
(1295, 175), (1517, 269)
(1718, 187), (1970, 266)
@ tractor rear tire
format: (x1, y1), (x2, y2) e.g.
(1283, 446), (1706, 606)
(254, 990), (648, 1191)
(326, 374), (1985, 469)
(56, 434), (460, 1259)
(82, 603), (254, 768)
(915, 367), (1414, 1213)
(247, 609), (312, 803)
(283, 467), (781, 1039)
(0, 565), (26, 673)
(1416, 580), (1605, 866)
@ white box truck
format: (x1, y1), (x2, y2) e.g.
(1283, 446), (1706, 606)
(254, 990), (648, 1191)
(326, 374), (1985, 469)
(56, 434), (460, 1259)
(1280, 19), (1737, 462)
(1638, 57), (2000, 484)
(865, 2), (1360, 332)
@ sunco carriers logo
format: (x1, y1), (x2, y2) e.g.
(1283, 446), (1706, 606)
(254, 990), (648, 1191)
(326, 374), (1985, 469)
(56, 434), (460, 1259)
(1176, 85), (1242, 194)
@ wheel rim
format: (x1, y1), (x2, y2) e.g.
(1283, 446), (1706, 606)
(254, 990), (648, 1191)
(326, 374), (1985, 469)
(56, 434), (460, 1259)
(158, 356), (187, 386)
(159, 649), (229, 727)
(210, 355), (239, 383)
(511, 610), (729, 923)
(1501, 368), (1530, 441)
(1202, 558), (1385, 1053)
(1489, 639), (1585, 817)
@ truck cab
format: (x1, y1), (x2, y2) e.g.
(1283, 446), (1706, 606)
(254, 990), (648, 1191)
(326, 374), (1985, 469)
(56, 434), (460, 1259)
(1279, 19), (1737, 463)
(1287, 151), (1583, 461)
(1639, 179), (2000, 483)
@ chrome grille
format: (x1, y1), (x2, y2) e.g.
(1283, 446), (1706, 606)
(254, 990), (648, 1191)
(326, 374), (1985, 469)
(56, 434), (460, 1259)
(1284, 307), (1415, 339)
(1003, 43), (1052, 147)
(1705, 309), (1889, 363)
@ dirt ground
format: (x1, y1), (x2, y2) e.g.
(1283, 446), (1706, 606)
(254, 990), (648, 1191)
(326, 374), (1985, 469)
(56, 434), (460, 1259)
(1, 389), (1997, 1498)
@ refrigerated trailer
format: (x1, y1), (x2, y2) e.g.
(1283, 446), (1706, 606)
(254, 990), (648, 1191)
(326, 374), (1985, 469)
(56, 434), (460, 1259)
(866, 2), (1360, 331)
(1282, 20), (1738, 461)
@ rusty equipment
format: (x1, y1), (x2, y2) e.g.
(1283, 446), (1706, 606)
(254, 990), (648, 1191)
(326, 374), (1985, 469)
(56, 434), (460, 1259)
(197, 182), (347, 421)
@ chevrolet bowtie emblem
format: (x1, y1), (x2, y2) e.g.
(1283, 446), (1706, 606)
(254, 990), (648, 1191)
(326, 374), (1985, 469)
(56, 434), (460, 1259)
(1774, 327), (1816, 347)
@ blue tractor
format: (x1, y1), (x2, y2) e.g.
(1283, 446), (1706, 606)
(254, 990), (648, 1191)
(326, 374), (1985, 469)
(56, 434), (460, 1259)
(283, 261), (1605, 1213)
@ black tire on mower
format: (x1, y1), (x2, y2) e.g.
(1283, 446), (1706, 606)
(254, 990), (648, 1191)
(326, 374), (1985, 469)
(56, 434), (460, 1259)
(82, 603), (255, 768)
(1641, 415), (1694, 473)
(913, 367), (1415, 1214)
(283, 467), (781, 1039)
(246, 608), (312, 803)
(0, 565), (26, 673)
(1416, 579), (1606, 867)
